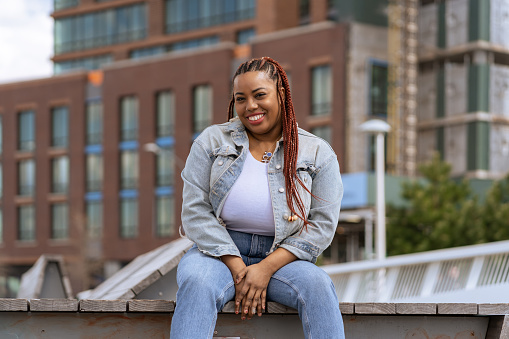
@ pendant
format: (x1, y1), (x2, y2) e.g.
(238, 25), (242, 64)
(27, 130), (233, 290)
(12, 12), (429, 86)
(262, 151), (272, 163)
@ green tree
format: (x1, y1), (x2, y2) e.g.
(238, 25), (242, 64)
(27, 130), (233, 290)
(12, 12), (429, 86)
(386, 154), (484, 256)
(479, 173), (509, 242)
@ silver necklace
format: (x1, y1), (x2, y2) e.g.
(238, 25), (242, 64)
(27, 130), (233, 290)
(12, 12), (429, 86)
(261, 138), (280, 163)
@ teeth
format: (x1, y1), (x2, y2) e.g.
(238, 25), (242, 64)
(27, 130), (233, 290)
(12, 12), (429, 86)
(248, 114), (264, 121)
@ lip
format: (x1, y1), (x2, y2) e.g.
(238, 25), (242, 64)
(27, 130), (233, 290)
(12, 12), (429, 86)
(245, 112), (265, 125)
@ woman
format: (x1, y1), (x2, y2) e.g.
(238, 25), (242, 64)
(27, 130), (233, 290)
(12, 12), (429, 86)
(171, 57), (345, 338)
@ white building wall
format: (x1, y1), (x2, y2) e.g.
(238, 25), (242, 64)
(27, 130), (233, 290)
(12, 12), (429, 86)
(491, 0), (509, 48)
(490, 124), (509, 176)
(345, 23), (388, 173)
(417, 70), (436, 122)
(418, 3), (438, 53)
(490, 64), (509, 118)
(446, 0), (469, 48)
(417, 129), (437, 164)
(444, 124), (467, 176)
(445, 63), (468, 116)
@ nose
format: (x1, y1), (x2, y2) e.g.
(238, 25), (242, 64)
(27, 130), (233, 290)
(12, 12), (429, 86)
(246, 97), (258, 111)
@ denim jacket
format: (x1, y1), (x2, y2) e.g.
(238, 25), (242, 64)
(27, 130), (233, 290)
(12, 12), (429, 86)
(181, 118), (343, 263)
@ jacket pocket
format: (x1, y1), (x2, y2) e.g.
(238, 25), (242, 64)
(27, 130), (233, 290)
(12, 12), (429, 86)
(210, 146), (240, 187)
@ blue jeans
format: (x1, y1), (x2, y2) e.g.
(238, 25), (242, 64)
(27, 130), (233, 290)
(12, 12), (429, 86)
(170, 230), (345, 339)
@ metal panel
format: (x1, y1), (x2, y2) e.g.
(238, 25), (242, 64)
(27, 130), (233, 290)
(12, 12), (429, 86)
(445, 63), (468, 116)
(0, 312), (493, 339)
(417, 70), (437, 122)
(417, 129), (436, 164)
(418, 3), (438, 53)
(490, 65), (509, 118)
(491, 0), (509, 47)
(446, 0), (469, 48)
(490, 124), (509, 175)
(444, 123), (467, 176)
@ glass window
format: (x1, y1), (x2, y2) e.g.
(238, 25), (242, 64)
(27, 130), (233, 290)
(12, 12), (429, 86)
(18, 205), (35, 241)
(51, 203), (69, 240)
(18, 159), (35, 196)
(193, 85), (212, 134)
(120, 198), (138, 238)
(52, 156), (69, 194)
(157, 147), (174, 187)
(86, 154), (103, 192)
(18, 110), (35, 152)
(156, 195), (174, 237)
(52, 106), (69, 148)
(311, 65), (332, 116)
(120, 96), (138, 141)
(54, 0), (79, 11)
(86, 201), (103, 239)
(120, 150), (138, 189)
(86, 101), (103, 145)
(54, 4), (146, 55)
(300, 0), (310, 24)
(311, 125), (332, 144)
(165, 0), (256, 33)
(237, 28), (255, 44)
(54, 54), (112, 74)
(370, 62), (388, 117)
(157, 91), (175, 137)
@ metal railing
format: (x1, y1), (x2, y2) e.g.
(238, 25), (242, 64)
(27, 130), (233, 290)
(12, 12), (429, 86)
(321, 240), (509, 303)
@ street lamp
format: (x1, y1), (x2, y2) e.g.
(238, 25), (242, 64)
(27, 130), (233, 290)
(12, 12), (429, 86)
(359, 119), (391, 261)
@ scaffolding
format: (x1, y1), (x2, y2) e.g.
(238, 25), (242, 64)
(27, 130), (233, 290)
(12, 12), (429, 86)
(387, 0), (418, 177)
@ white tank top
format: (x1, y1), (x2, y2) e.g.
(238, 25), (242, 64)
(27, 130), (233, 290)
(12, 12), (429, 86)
(220, 150), (275, 236)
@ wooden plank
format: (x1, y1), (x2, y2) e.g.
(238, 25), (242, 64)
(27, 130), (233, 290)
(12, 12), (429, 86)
(128, 300), (174, 313)
(479, 304), (509, 315)
(355, 303), (396, 314)
(29, 299), (78, 312)
(339, 302), (354, 314)
(79, 300), (126, 312)
(266, 301), (298, 314)
(0, 298), (28, 311)
(437, 303), (477, 315)
(131, 270), (163, 295)
(220, 301), (236, 313)
(486, 315), (509, 339)
(396, 303), (436, 314)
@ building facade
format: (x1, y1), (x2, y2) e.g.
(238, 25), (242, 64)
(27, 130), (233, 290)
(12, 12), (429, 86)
(0, 0), (359, 296)
(417, 0), (509, 179)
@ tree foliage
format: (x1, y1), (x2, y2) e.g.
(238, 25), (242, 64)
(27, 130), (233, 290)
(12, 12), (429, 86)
(387, 154), (509, 256)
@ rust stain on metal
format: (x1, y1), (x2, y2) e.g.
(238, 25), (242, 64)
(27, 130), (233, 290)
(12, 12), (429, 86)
(453, 330), (479, 339)
(405, 328), (430, 339)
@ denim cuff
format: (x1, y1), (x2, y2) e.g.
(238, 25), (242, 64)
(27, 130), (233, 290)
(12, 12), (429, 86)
(279, 242), (318, 263)
(196, 244), (241, 258)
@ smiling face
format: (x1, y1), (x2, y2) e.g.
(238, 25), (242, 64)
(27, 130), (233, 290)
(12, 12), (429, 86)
(233, 71), (283, 141)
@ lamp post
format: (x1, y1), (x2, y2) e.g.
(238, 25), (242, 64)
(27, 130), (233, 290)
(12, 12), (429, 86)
(359, 119), (391, 261)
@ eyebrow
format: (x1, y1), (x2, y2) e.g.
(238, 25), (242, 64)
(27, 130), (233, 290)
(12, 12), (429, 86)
(234, 87), (266, 96)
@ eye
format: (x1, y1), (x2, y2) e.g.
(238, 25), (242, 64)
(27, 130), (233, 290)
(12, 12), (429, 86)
(235, 97), (245, 102)
(255, 92), (266, 98)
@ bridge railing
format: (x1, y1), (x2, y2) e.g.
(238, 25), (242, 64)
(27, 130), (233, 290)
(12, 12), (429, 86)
(321, 240), (509, 303)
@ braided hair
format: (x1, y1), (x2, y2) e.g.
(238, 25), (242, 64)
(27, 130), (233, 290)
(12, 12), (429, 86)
(227, 57), (313, 231)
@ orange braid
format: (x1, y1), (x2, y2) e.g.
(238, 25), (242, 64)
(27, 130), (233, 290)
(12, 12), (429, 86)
(227, 57), (314, 231)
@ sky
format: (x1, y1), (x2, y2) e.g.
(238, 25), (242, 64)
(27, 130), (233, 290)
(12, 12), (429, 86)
(0, 0), (53, 84)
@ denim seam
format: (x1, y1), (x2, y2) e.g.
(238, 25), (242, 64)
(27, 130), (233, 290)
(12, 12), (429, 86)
(272, 273), (312, 338)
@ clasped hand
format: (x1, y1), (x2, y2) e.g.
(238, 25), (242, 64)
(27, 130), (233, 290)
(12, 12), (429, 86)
(234, 263), (272, 320)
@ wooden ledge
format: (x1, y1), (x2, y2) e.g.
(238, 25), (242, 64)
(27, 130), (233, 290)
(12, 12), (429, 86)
(1, 300), (509, 317)
(0, 299), (28, 312)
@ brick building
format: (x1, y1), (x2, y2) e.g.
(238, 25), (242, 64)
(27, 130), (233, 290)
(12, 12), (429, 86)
(1, 0), (368, 296)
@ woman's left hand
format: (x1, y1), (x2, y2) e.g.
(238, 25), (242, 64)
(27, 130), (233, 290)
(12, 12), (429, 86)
(235, 263), (272, 319)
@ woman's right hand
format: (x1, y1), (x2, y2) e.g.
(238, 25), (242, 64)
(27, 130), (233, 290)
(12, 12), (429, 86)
(220, 255), (249, 318)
